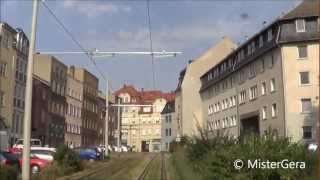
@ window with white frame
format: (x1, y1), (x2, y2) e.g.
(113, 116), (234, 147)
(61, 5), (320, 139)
(297, 45), (307, 59)
(299, 71), (310, 85)
(270, 78), (276, 92)
(239, 90), (246, 104)
(249, 85), (258, 100)
(233, 96), (237, 106)
(301, 98), (312, 113)
(262, 106), (267, 120)
(261, 82), (266, 95)
(271, 103), (277, 117)
(295, 19), (305, 33)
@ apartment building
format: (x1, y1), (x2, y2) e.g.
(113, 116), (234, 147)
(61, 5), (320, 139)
(114, 85), (174, 152)
(34, 54), (68, 147)
(161, 100), (176, 151)
(176, 38), (237, 137)
(31, 75), (51, 145)
(0, 22), (29, 145)
(12, 29), (29, 142)
(72, 67), (99, 146)
(65, 67), (83, 148)
(200, 1), (319, 143)
(0, 22), (16, 138)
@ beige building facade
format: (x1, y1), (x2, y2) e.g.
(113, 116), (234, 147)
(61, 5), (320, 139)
(0, 22), (29, 145)
(0, 23), (17, 134)
(115, 85), (174, 152)
(65, 68), (83, 148)
(200, 1), (319, 143)
(178, 38), (237, 137)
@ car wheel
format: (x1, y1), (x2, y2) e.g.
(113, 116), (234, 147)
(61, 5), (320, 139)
(31, 165), (40, 174)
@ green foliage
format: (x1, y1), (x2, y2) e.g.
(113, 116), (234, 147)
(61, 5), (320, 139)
(53, 144), (83, 175)
(0, 165), (18, 180)
(33, 145), (83, 179)
(173, 129), (316, 180)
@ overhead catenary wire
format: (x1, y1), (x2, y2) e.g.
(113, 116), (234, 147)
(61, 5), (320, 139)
(40, 1), (114, 91)
(146, 0), (156, 90)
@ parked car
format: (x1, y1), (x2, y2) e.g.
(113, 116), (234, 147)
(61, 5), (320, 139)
(6, 147), (22, 154)
(0, 151), (20, 170)
(113, 145), (129, 152)
(74, 147), (100, 160)
(13, 139), (42, 149)
(14, 154), (50, 174)
(30, 147), (56, 161)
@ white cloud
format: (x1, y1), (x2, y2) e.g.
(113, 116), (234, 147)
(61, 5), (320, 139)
(60, 1), (131, 18)
(83, 17), (255, 52)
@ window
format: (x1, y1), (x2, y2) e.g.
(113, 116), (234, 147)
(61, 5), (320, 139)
(239, 90), (246, 104)
(0, 62), (7, 77)
(249, 64), (256, 78)
(259, 35), (263, 47)
(261, 82), (266, 95)
(267, 29), (273, 41)
(271, 103), (277, 117)
(0, 91), (4, 106)
(298, 45), (307, 59)
(301, 98), (312, 113)
(239, 70), (245, 83)
(261, 59), (265, 72)
(270, 78), (276, 92)
(249, 85), (258, 100)
(270, 54), (275, 67)
(299, 71), (310, 85)
(303, 126), (312, 139)
(295, 19), (305, 33)
(262, 106), (267, 120)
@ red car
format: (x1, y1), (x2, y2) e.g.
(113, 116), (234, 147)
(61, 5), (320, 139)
(16, 154), (51, 174)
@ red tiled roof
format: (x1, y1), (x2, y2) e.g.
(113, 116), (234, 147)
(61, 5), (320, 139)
(114, 84), (175, 103)
(114, 84), (141, 97)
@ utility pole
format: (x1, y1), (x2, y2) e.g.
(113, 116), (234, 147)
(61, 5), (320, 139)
(104, 82), (109, 157)
(22, 0), (39, 180)
(117, 100), (121, 151)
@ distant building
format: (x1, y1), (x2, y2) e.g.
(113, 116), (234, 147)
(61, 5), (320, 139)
(161, 100), (176, 151)
(31, 75), (51, 146)
(97, 91), (120, 147)
(72, 67), (99, 146)
(114, 85), (174, 152)
(0, 22), (29, 145)
(200, 1), (319, 143)
(34, 54), (68, 147)
(65, 66), (83, 148)
(176, 37), (237, 137)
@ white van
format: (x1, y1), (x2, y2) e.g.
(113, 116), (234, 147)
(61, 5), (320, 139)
(13, 138), (42, 149)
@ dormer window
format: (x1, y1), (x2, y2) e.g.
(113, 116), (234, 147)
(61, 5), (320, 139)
(267, 29), (273, 41)
(295, 19), (305, 33)
(259, 35), (263, 47)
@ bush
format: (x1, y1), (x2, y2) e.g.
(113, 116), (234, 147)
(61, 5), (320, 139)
(53, 144), (83, 175)
(0, 165), (18, 180)
(181, 129), (317, 180)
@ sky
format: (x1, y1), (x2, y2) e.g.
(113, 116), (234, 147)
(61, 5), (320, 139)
(0, 0), (300, 92)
